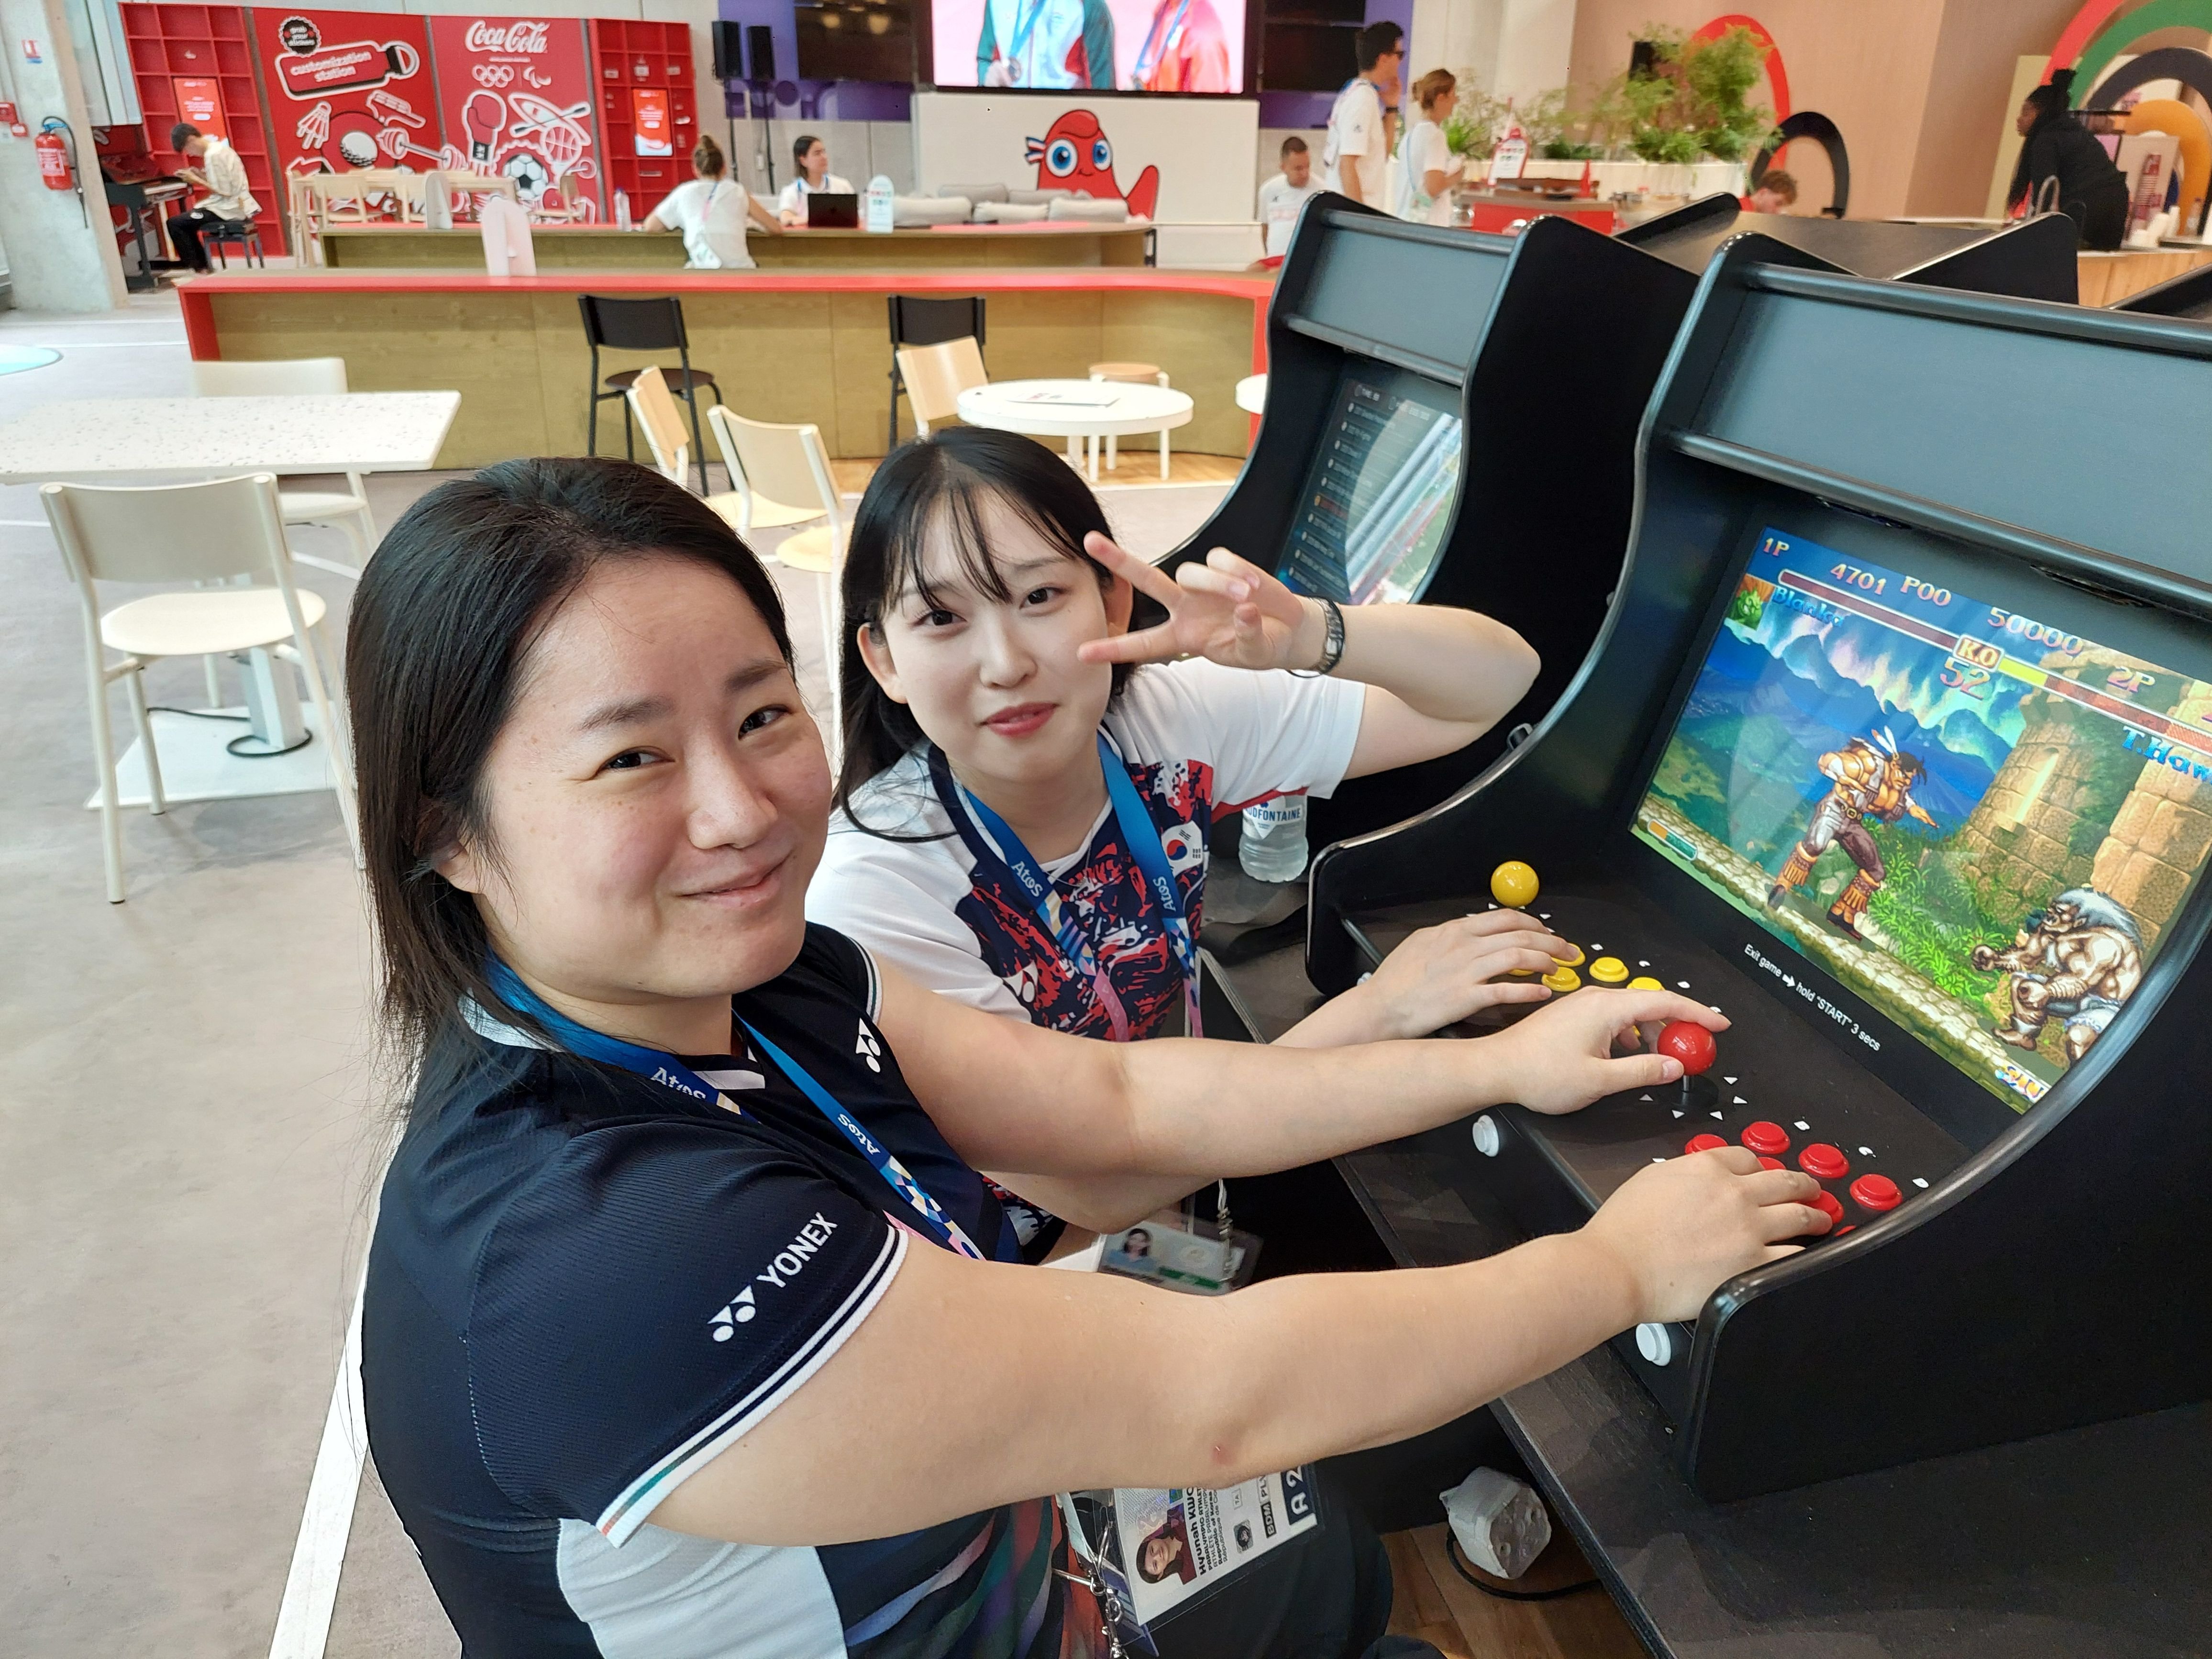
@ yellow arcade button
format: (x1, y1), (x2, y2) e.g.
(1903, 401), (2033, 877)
(1551, 943), (1585, 968)
(1490, 861), (1539, 907)
(1590, 956), (1629, 984)
(1541, 965), (1582, 992)
(1628, 975), (1663, 991)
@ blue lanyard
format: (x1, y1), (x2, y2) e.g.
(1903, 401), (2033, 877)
(932, 733), (1202, 1040)
(1132, 0), (1193, 82)
(483, 959), (985, 1260)
(1004, 0), (1050, 72)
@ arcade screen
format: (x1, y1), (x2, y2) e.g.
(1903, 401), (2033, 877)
(930, 0), (1248, 92)
(1277, 366), (1461, 607)
(1635, 526), (2212, 1110)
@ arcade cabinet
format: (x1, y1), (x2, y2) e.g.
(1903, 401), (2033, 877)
(1305, 240), (2212, 1499)
(2107, 258), (2212, 318)
(1171, 199), (2083, 868)
(1622, 194), (2082, 302)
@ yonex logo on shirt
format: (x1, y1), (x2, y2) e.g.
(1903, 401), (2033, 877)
(855, 1020), (883, 1073)
(710, 1212), (842, 1340)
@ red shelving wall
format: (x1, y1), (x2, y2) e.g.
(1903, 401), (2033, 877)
(586, 18), (697, 219)
(121, 2), (286, 254)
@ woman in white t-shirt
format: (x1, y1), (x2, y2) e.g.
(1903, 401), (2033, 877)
(809, 429), (1569, 1094)
(1399, 69), (1465, 227)
(776, 133), (857, 225)
(642, 134), (779, 268)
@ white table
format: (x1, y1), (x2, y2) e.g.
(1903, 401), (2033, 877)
(3, 390), (460, 807)
(957, 379), (1194, 482)
(0, 391), (461, 484)
(1235, 374), (1268, 415)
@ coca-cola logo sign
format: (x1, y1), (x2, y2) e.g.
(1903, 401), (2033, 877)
(463, 20), (551, 54)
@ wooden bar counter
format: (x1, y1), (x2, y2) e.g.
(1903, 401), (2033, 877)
(318, 221), (1152, 271)
(178, 268), (1271, 465)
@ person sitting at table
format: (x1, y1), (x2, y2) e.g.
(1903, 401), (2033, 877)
(776, 134), (855, 226)
(165, 122), (259, 275)
(642, 135), (779, 269)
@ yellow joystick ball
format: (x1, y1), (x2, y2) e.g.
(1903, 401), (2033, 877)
(1491, 861), (1539, 907)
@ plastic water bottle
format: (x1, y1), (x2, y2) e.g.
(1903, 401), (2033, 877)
(1240, 794), (1309, 883)
(614, 189), (631, 231)
(865, 174), (896, 234)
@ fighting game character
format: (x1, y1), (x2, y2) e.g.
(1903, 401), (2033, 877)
(1970, 888), (2143, 1063)
(1767, 728), (1937, 938)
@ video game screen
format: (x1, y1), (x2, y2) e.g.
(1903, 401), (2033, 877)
(1636, 526), (2212, 1109)
(1276, 366), (1461, 608)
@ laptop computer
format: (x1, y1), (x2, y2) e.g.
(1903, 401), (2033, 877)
(806, 192), (860, 229)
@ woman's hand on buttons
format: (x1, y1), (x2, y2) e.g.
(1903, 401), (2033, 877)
(1360, 910), (1571, 1038)
(1581, 1147), (1829, 1325)
(1076, 536), (1315, 673)
(1482, 987), (1730, 1116)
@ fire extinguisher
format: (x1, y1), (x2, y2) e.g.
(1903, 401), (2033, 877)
(36, 118), (88, 224)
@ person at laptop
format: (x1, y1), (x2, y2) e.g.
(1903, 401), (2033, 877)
(643, 134), (779, 268)
(777, 135), (855, 226)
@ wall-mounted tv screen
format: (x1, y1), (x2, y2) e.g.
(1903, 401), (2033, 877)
(798, 0), (915, 81)
(1260, 20), (1354, 91)
(931, 0), (1249, 93)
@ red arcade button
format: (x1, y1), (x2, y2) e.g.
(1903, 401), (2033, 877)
(1684, 1133), (1727, 1154)
(1757, 1156), (1784, 1171)
(1800, 1143), (1849, 1180)
(1851, 1173), (1902, 1212)
(1809, 1190), (1844, 1227)
(1741, 1120), (1790, 1156)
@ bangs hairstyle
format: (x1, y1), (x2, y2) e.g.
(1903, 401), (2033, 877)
(835, 427), (1125, 835)
(346, 457), (794, 1102)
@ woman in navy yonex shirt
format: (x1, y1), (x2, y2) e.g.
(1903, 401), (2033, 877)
(346, 458), (1823, 1657)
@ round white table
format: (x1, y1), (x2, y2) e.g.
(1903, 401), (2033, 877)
(1235, 373), (1268, 414)
(956, 378), (1194, 482)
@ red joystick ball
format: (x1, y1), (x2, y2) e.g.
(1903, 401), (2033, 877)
(1656, 1020), (1717, 1075)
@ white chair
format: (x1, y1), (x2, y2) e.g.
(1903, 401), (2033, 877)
(1089, 361), (1171, 475)
(189, 357), (375, 582)
(894, 337), (988, 438)
(41, 473), (360, 904)
(627, 364), (699, 491)
(706, 403), (847, 743)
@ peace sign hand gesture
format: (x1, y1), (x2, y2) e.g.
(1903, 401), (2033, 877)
(1076, 533), (1324, 673)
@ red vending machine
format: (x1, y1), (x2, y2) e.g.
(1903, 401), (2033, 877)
(426, 14), (606, 221)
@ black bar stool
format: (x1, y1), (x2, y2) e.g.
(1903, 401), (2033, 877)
(205, 221), (264, 268)
(887, 295), (986, 452)
(579, 294), (717, 491)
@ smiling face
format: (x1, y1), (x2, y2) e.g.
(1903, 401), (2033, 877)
(858, 495), (1132, 796)
(442, 554), (830, 1021)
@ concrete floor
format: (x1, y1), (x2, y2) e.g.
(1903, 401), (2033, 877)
(0, 291), (1229, 1657)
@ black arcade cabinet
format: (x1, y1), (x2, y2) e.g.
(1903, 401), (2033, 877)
(1172, 198), (2082, 860)
(1305, 241), (2212, 1499)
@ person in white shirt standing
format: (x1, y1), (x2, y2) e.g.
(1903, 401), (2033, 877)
(776, 134), (857, 225)
(642, 134), (779, 268)
(1398, 68), (1465, 226)
(166, 122), (260, 274)
(1321, 20), (1402, 208)
(1256, 135), (1319, 257)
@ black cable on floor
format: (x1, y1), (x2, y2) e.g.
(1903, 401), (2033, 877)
(1443, 1530), (1599, 1602)
(147, 706), (312, 760)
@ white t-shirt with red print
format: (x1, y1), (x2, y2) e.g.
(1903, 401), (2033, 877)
(807, 658), (1365, 1035)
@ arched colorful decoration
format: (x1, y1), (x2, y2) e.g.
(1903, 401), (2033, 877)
(2071, 0), (2212, 95)
(2122, 98), (2211, 226)
(1689, 13), (1792, 121)
(1752, 111), (1848, 217)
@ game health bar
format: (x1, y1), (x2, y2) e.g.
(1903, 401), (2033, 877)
(1778, 569), (2212, 764)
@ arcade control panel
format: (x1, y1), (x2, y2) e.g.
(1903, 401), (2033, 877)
(1348, 861), (1970, 1420)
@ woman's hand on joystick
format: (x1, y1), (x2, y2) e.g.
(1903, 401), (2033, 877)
(1482, 987), (1730, 1117)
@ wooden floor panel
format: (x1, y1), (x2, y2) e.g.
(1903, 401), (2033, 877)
(1383, 1524), (1645, 1659)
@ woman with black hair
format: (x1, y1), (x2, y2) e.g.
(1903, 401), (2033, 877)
(2007, 68), (2131, 250)
(346, 455), (1822, 1657)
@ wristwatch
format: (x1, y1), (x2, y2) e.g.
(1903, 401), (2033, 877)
(1309, 596), (1347, 675)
